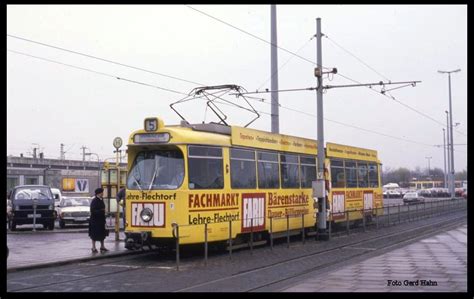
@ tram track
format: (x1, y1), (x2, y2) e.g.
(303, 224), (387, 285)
(6, 252), (160, 292)
(174, 212), (466, 292)
(247, 217), (467, 292)
(8, 210), (466, 292)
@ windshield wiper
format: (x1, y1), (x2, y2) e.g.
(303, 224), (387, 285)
(132, 174), (143, 191)
(148, 168), (157, 191)
(148, 155), (161, 191)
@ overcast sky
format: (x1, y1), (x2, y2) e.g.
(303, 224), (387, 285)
(7, 5), (467, 172)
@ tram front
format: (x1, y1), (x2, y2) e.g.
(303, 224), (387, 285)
(124, 117), (186, 250)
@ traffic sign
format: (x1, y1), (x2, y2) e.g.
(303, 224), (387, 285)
(113, 137), (123, 149)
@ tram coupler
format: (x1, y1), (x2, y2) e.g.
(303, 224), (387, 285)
(125, 231), (151, 250)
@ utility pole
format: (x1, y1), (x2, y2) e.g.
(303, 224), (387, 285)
(425, 156), (432, 178)
(270, 4), (279, 134)
(439, 69), (460, 198)
(60, 143), (65, 160)
(81, 146), (88, 163)
(443, 129), (447, 189)
(315, 18), (330, 240)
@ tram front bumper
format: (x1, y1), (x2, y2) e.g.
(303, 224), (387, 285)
(125, 231), (152, 250)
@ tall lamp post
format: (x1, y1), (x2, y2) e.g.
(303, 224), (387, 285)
(442, 129), (447, 189)
(438, 69), (460, 198)
(445, 111), (451, 192)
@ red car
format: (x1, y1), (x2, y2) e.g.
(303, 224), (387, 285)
(455, 188), (464, 197)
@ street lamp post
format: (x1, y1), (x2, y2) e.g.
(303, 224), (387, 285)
(445, 111), (451, 192)
(439, 69), (460, 198)
(443, 129), (447, 189)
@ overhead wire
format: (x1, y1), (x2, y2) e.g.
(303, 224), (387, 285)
(8, 46), (464, 154)
(186, 5), (332, 70)
(324, 34), (467, 138)
(7, 34), (205, 86)
(8, 49), (188, 96)
(188, 6), (465, 138)
(256, 36), (314, 91)
(325, 35), (391, 82)
(243, 95), (442, 148)
(11, 14), (465, 139)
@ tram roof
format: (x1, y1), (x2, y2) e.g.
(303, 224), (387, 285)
(128, 119), (378, 160)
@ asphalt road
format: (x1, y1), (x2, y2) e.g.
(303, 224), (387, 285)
(7, 207), (466, 292)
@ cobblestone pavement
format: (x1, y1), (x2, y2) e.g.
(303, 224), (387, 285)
(282, 224), (467, 292)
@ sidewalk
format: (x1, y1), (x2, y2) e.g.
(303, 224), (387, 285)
(7, 225), (137, 272)
(282, 224), (467, 292)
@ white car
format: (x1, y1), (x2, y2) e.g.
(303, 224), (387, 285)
(403, 192), (424, 204)
(51, 188), (63, 219)
(56, 197), (91, 228)
(385, 189), (401, 198)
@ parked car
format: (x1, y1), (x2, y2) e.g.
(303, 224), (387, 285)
(418, 189), (432, 198)
(7, 199), (12, 226)
(51, 188), (63, 218)
(8, 185), (55, 231)
(383, 190), (402, 198)
(440, 188), (450, 197)
(56, 197), (91, 228)
(403, 191), (424, 204)
(455, 188), (464, 197)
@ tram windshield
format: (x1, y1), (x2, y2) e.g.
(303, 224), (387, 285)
(127, 149), (184, 190)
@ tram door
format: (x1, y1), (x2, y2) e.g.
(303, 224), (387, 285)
(363, 191), (374, 215)
(101, 167), (127, 215)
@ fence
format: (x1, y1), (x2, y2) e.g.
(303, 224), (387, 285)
(171, 197), (467, 270)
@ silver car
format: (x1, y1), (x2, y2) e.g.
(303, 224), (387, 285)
(403, 192), (424, 204)
(57, 197), (91, 228)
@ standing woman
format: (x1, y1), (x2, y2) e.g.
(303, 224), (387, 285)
(89, 188), (109, 253)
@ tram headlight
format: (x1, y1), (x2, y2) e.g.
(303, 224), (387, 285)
(140, 208), (153, 222)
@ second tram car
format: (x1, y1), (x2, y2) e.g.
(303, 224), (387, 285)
(124, 117), (383, 249)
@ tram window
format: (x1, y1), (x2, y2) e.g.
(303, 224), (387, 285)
(188, 146), (222, 157)
(300, 155), (316, 188)
(368, 163), (379, 187)
(230, 148), (256, 189)
(280, 154), (299, 188)
(357, 162), (369, 188)
(330, 159), (345, 188)
(127, 149), (184, 190)
(257, 151), (279, 189)
(345, 161), (358, 188)
(188, 146), (224, 189)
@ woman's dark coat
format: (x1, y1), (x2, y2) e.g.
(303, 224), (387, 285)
(89, 196), (107, 241)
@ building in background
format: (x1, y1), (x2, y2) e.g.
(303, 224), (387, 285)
(7, 155), (126, 197)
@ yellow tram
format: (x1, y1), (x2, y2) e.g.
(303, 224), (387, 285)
(124, 117), (382, 249)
